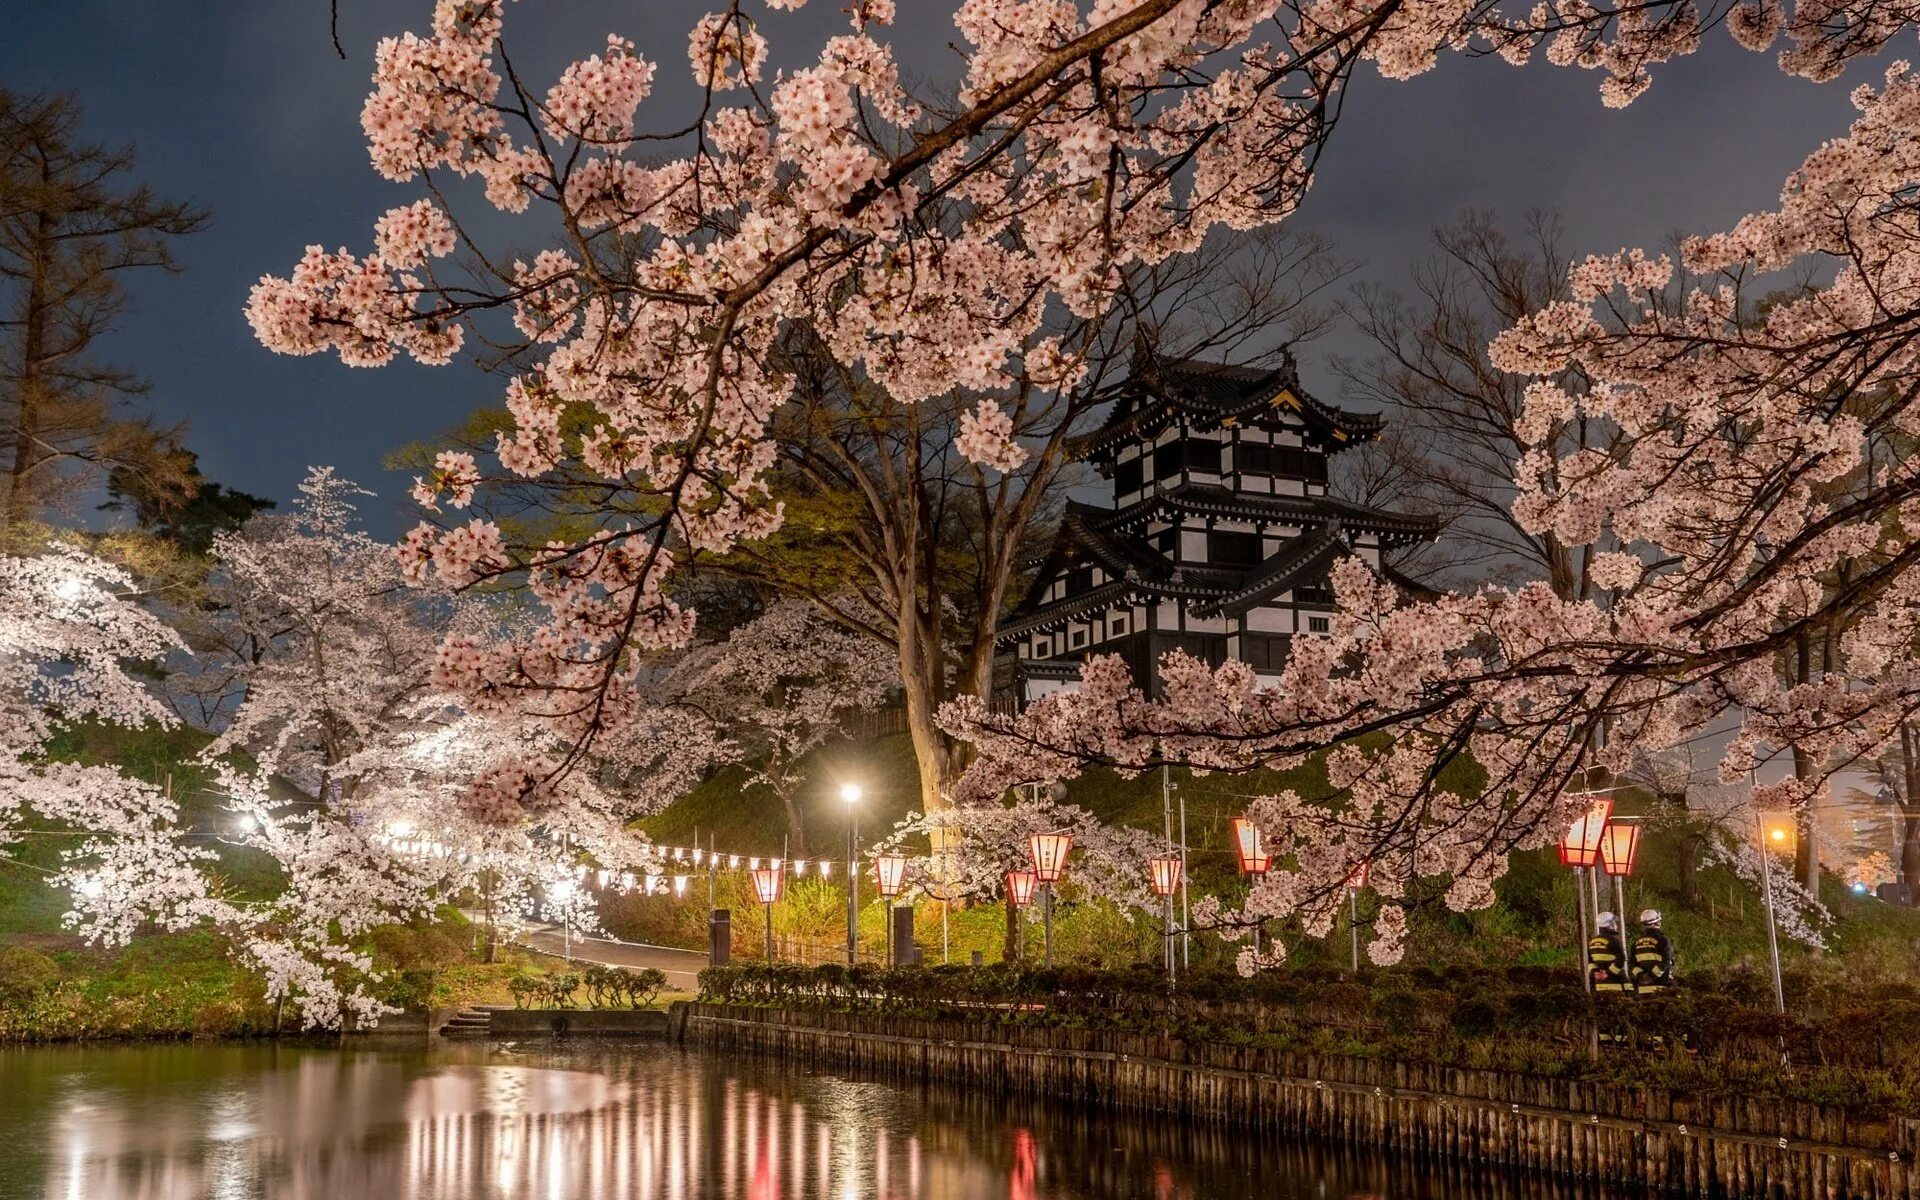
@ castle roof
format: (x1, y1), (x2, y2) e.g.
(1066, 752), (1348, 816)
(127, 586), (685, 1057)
(1066, 353), (1385, 463)
(996, 489), (1439, 641)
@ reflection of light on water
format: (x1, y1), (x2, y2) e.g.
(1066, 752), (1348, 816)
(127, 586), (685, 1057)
(10, 1041), (1455, 1200)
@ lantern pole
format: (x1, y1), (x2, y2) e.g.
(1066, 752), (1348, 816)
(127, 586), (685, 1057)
(1756, 808), (1787, 1015)
(1613, 870), (1631, 990)
(1349, 887), (1360, 972)
(1042, 880), (1054, 967)
(841, 784), (862, 966)
(1574, 865), (1592, 993)
(1177, 784), (1190, 968)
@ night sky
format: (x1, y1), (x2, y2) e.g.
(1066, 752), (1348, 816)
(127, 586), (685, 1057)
(2, 2), (1898, 537)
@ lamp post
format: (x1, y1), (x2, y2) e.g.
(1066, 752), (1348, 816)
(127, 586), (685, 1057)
(1004, 868), (1037, 962)
(751, 865), (785, 962)
(874, 851), (907, 965)
(1148, 853), (1183, 981)
(549, 878), (575, 963)
(1558, 800), (1612, 992)
(1756, 810), (1794, 1014)
(1028, 831), (1072, 967)
(841, 783), (862, 965)
(1230, 816), (1271, 957)
(1345, 861), (1369, 972)
(1599, 819), (1642, 993)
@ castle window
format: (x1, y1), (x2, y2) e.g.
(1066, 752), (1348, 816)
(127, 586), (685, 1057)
(1208, 530), (1262, 567)
(1153, 440), (1183, 480)
(1070, 629), (1087, 649)
(1307, 616), (1330, 633)
(1240, 632), (1291, 670)
(1114, 457), (1143, 493)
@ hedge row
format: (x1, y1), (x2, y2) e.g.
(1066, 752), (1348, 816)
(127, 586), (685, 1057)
(696, 961), (1920, 1093)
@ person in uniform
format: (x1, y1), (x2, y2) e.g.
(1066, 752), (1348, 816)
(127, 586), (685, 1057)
(1631, 908), (1675, 994)
(1587, 911), (1630, 993)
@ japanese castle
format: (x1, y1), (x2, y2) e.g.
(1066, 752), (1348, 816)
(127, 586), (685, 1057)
(999, 352), (1441, 704)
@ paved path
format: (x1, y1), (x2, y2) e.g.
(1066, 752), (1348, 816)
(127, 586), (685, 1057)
(510, 924), (707, 991)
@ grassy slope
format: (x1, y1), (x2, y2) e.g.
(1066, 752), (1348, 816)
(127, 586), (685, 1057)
(631, 731), (1920, 980)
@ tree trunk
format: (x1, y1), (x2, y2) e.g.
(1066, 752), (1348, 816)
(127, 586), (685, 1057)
(1901, 806), (1920, 902)
(3, 212), (51, 538)
(775, 784), (809, 859)
(1792, 631), (1819, 894)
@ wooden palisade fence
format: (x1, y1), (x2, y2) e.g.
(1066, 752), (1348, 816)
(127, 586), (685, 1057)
(673, 1001), (1916, 1199)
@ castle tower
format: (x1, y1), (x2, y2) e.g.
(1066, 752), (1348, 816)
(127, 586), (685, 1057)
(998, 352), (1440, 704)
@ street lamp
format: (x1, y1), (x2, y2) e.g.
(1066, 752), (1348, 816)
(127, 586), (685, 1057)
(841, 783), (862, 965)
(1755, 808), (1794, 1014)
(1598, 819), (1641, 991)
(874, 851), (907, 965)
(1004, 868), (1037, 962)
(1148, 853), (1183, 979)
(1230, 817), (1270, 875)
(1028, 831), (1072, 967)
(751, 865), (785, 962)
(548, 878), (576, 962)
(1231, 816), (1271, 958)
(1345, 861), (1369, 972)
(1558, 799), (1613, 991)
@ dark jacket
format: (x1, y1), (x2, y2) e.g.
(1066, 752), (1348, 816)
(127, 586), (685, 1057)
(1587, 930), (1629, 992)
(1631, 927), (1674, 991)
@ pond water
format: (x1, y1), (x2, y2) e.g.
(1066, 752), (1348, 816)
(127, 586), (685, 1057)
(0, 1039), (1610, 1200)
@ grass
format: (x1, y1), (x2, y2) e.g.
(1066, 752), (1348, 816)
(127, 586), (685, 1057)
(627, 730), (1920, 986)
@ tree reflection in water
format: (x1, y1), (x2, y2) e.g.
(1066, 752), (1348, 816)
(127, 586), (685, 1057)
(0, 1041), (1616, 1200)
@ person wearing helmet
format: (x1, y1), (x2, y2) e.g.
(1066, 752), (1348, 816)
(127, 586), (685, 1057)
(1631, 909), (1674, 993)
(1587, 911), (1630, 993)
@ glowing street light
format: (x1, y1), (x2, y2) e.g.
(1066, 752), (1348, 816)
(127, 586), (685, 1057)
(1149, 853), (1183, 979)
(751, 864), (786, 961)
(841, 783), (862, 966)
(1599, 822), (1641, 878)
(1753, 807), (1792, 1014)
(1004, 868), (1037, 907)
(1557, 798), (1614, 993)
(1596, 819), (1642, 992)
(1027, 831), (1072, 967)
(874, 851), (907, 964)
(1230, 817), (1270, 875)
(1003, 867), (1038, 963)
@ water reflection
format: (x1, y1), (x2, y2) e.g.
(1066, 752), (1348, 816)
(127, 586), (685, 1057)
(0, 1040), (1619, 1199)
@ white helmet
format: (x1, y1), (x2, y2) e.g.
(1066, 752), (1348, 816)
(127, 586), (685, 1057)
(1639, 908), (1662, 927)
(1596, 911), (1618, 931)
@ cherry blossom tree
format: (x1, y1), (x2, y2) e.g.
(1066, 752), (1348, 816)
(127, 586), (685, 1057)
(195, 467), (655, 1008)
(609, 599), (893, 854)
(0, 546), (210, 944)
(244, 0), (1891, 803)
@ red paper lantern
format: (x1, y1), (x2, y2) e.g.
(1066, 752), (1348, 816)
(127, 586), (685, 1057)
(1230, 816), (1271, 875)
(750, 864), (785, 905)
(1557, 799), (1614, 868)
(1004, 868), (1038, 907)
(1599, 821), (1641, 879)
(1345, 861), (1369, 892)
(1148, 853), (1183, 897)
(873, 852), (908, 899)
(1028, 831), (1072, 884)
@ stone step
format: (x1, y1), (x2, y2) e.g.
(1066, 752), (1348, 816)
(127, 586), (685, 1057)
(438, 1007), (495, 1038)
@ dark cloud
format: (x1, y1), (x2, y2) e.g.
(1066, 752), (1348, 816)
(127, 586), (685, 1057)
(1, 3), (1901, 535)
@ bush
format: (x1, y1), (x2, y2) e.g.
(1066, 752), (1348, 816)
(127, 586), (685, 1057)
(0, 947), (60, 1007)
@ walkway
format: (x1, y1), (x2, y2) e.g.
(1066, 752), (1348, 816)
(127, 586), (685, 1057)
(510, 924), (707, 991)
